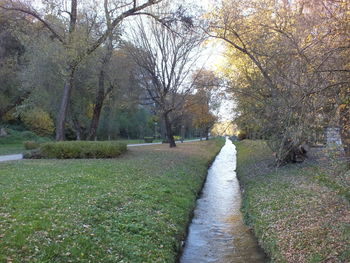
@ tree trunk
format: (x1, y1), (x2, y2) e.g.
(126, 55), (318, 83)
(72, 116), (82, 140)
(164, 113), (176, 147)
(56, 68), (75, 141)
(205, 127), (209, 140)
(180, 124), (185, 143)
(87, 33), (113, 140)
(55, 1), (77, 141)
(161, 117), (167, 143)
(339, 103), (350, 162)
(88, 69), (105, 140)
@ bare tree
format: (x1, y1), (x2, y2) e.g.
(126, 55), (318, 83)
(126, 17), (204, 147)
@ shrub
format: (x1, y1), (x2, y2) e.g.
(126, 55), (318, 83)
(24, 141), (40, 150)
(21, 108), (55, 136)
(27, 141), (127, 159)
(144, 137), (154, 143)
(23, 149), (42, 159)
(21, 131), (39, 140)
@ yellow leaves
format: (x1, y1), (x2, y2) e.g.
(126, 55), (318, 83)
(86, 103), (94, 119)
(21, 108), (54, 136)
(338, 104), (346, 110)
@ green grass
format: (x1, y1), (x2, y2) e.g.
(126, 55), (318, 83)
(0, 139), (224, 263)
(0, 143), (25, 155)
(235, 140), (350, 263)
(0, 129), (51, 155)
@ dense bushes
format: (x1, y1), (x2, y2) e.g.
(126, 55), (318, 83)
(21, 108), (55, 136)
(25, 141), (127, 159)
(23, 141), (40, 150)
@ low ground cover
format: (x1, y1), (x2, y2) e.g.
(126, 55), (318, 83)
(0, 139), (224, 263)
(235, 140), (350, 263)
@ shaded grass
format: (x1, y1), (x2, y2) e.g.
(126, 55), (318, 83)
(0, 144), (25, 155)
(0, 129), (51, 155)
(0, 139), (224, 263)
(235, 140), (350, 263)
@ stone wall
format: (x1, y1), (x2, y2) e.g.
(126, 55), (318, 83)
(325, 126), (342, 145)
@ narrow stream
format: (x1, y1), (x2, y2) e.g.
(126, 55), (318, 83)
(180, 138), (267, 263)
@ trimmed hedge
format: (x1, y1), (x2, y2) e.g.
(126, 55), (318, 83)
(25, 141), (127, 159)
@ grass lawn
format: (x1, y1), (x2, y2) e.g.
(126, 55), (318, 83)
(235, 140), (350, 263)
(0, 144), (25, 155)
(0, 139), (224, 263)
(117, 139), (162, 144)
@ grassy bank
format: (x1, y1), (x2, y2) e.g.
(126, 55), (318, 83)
(0, 139), (224, 263)
(0, 144), (25, 155)
(235, 140), (350, 262)
(0, 129), (52, 155)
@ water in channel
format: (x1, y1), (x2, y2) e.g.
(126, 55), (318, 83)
(180, 138), (267, 263)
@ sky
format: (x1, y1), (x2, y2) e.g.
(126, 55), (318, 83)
(195, 0), (235, 122)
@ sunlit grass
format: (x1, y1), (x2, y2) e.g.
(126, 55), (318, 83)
(0, 139), (224, 263)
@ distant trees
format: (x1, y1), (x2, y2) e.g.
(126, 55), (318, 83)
(186, 70), (221, 140)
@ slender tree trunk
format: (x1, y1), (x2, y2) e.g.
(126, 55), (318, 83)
(72, 116), (82, 140)
(164, 113), (176, 147)
(87, 32), (113, 140)
(161, 117), (167, 143)
(339, 103), (350, 164)
(56, 67), (75, 141)
(205, 127), (209, 140)
(55, 0), (78, 141)
(88, 69), (105, 140)
(180, 123), (185, 143)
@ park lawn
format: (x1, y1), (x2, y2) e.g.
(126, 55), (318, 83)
(117, 139), (162, 144)
(0, 143), (25, 155)
(235, 140), (350, 263)
(0, 139), (224, 263)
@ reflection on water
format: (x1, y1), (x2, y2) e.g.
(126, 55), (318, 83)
(180, 138), (267, 263)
